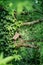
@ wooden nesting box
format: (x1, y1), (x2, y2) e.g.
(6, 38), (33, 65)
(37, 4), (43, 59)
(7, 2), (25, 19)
(13, 32), (21, 41)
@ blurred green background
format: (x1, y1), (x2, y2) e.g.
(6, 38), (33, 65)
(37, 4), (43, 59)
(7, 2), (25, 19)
(0, 0), (43, 65)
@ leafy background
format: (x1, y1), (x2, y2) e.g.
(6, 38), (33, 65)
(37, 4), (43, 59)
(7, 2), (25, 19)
(0, 0), (43, 65)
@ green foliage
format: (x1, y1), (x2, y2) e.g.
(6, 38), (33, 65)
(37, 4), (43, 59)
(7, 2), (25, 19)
(0, 0), (43, 65)
(0, 53), (22, 65)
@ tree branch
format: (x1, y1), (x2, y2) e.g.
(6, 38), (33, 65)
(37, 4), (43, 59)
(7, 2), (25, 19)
(14, 43), (38, 49)
(21, 19), (43, 26)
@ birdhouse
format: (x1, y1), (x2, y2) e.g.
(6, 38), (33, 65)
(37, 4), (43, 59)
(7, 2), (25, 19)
(13, 32), (21, 41)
